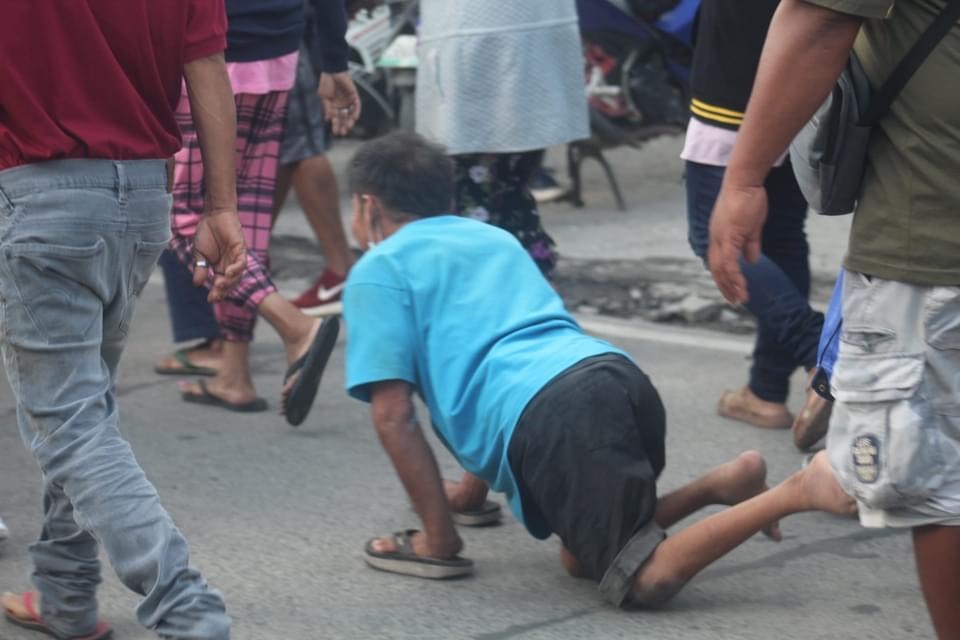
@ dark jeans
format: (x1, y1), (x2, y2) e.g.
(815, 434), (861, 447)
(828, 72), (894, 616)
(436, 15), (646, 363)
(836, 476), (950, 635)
(686, 160), (824, 403)
(158, 249), (219, 344)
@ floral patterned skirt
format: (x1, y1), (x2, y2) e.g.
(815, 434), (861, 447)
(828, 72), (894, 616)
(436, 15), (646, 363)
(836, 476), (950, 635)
(452, 151), (557, 275)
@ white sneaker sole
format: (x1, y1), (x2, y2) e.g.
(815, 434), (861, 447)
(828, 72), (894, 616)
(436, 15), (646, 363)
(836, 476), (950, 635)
(300, 301), (343, 317)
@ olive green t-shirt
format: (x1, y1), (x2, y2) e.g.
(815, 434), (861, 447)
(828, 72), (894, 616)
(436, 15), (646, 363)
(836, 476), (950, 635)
(805, 0), (960, 285)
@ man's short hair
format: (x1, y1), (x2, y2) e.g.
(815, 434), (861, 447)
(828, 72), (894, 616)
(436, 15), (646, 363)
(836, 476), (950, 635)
(347, 132), (454, 219)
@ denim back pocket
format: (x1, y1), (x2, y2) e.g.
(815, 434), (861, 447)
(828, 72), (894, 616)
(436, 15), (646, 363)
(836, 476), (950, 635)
(0, 184), (22, 241)
(118, 239), (170, 336)
(1, 239), (107, 346)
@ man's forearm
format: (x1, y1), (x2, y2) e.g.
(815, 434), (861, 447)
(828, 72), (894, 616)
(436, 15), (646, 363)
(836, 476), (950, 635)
(183, 53), (237, 214)
(373, 403), (458, 544)
(725, 0), (862, 187)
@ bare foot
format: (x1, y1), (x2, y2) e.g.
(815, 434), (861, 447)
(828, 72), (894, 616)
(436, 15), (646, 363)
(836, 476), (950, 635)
(369, 531), (463, 560)
(285, 319), (323, 367)
(712, 451), (782, 541)
(179, 378), (259, 406)
(718, 386), (793, 430)
(798, 451), (858, 516)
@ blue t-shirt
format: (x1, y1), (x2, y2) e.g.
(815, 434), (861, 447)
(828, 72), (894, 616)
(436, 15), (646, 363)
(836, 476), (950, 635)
(343, 216), (626, 535)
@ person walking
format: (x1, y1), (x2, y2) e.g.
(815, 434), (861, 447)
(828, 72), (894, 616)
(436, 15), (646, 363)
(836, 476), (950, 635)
(0, 2), (242, 637)
(682, 0), (829, 444)
(415, 0), (589, 275)
(169, 0), (358, 421)
(274, 0), (361, 317)
(708, 0), (960, 636)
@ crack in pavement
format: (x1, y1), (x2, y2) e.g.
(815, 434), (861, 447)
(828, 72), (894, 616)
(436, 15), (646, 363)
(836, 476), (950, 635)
(472, 608), (599, 640)
(699, 527), (903, 582)
(471, 529), (901, 640)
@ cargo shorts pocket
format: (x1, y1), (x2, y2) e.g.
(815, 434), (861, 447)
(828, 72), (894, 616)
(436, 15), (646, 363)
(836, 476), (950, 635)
(827, 352), (945, 510)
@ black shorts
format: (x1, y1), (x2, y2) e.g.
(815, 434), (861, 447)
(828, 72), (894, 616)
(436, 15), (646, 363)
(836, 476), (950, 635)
(508, 354), (667, 606)
(279, 45), (328, 166)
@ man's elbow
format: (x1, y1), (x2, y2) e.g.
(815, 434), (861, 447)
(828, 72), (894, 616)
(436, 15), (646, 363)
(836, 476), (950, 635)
(371, 403), (415, 436)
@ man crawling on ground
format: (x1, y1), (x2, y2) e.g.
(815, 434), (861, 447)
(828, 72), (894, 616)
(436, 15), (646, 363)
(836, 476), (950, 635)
(341, 132), (855, 607)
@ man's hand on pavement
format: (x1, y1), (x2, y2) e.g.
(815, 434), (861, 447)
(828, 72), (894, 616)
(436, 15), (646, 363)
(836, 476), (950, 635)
(193, 210), (247, 302)
(707, 183), (768, 305)
(319, 72), (362, 136)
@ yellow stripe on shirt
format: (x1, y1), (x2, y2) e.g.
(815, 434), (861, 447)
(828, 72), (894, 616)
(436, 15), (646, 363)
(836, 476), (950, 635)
(690, 99), (746, 119)
(690, 103), (744, 126)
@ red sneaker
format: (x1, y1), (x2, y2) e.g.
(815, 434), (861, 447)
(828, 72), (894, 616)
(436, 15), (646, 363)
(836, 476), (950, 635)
(292, 269), (346, 316)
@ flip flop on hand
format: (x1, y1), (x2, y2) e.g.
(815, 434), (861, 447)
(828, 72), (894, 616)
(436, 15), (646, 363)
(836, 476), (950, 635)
(284, 316), (340, 427)
(364, 530), (474, 579)
(181, 380), (268, 413)
(452, 500), (502, 527)
(2, 591), (112, 640)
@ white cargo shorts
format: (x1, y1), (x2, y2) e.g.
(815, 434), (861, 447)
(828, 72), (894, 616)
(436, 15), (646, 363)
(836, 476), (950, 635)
(828, 270), (960, 528)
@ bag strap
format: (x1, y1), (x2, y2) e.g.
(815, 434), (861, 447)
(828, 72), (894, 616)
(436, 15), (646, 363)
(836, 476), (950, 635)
(861, 0), (960, 125)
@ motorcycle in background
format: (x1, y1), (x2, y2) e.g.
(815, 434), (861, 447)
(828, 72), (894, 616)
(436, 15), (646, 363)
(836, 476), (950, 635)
(568, 0), (699, 209)
(345, 0), (419, 138)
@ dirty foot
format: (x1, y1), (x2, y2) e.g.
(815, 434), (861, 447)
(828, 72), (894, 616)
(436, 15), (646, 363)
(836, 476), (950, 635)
(713, 451), (782, 540)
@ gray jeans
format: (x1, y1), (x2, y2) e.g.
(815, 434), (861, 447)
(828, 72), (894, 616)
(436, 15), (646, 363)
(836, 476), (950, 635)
(0, 159), (230, 639)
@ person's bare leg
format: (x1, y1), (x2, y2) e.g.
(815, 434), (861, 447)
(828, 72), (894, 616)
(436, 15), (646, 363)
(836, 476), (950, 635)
(291, 155), (354, 277)
(179, 340), (257, 403)
(913, 524), (960, 640)
(631, 451), (855, 606)
(257, 292), (322, 365)
(561, 450), (779, 579)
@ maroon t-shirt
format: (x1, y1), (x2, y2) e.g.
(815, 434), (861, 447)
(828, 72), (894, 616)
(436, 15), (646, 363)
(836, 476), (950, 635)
(0, 0), (227, 170)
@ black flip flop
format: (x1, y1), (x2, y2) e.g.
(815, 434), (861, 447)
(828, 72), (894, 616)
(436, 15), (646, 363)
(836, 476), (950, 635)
(284, 316), (340, 427)
(364, 530), (474, 579)
(181, 380), (268, 413)
(452, 501), (503, 527)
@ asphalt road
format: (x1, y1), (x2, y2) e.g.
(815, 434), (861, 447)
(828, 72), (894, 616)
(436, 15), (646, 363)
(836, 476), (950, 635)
(0, 137), (928, 639)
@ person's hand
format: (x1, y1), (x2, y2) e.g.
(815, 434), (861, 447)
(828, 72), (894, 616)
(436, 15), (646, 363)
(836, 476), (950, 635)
(707, 183), (768, 305)
(319, 72), (362, 136)
(193, 210), (247, 302)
